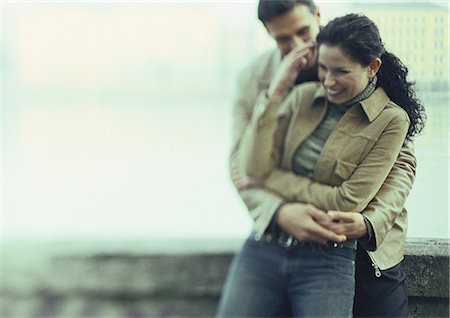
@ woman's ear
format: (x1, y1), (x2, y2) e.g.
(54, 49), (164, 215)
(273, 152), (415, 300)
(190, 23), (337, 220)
(368, 58), (382, 78)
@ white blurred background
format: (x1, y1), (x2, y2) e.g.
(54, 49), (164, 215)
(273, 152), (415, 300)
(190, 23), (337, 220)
(2, 0), (448, 242)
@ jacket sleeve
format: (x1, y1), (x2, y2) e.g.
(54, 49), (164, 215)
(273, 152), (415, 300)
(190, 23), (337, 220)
(239, 87), (297, 179)
(264, 113), (410, 214)
(360, 141), (416, 249)
(229, 64), (288, 235)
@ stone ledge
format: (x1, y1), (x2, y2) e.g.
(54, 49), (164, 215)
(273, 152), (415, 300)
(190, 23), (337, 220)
(41, 238), (448, 299)
(48, 253), (232, 297)
(402, 237), (449, 298)
(1, 238), (449, 318)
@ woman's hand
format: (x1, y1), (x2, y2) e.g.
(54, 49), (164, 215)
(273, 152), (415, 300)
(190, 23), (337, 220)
(277, 203), (347, 244)
(323, 211), (368, 239)
(267, 40), (316, 98)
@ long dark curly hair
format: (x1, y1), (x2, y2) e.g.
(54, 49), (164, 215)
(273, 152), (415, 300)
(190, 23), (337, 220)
(317, 14), (426, 140)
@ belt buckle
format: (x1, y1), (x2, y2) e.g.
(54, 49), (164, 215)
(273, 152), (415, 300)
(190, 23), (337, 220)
(278, 234), (294, 247)
(286, 235), (294, 247)
(276, 231), (297, 248)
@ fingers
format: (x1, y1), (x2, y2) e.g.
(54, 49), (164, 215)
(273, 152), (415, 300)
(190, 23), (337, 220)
(290, 50), (311, 66)
(328, 222), (354, 235)
(293, 42), (316, 58)
(306, 222), (347, 244)
(307, 204), (332, 223)
(327, 211), (356, 223)
(326, 211), (356, 235)
(269, 41), (316, 97)
(290, 40), (316, 53)
(303, 209), (347, 243)
(279, 203), (347, 245)
(313, 224), (347, 243)
(305, 206), (348, 243)
(286, 42), (315, 63)
(326, 214), (367, 239)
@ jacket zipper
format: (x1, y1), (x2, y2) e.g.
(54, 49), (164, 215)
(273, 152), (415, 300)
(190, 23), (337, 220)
(367, 251), (382, 278)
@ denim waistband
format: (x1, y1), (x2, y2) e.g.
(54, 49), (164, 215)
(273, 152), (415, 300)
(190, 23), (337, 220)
(251, 231), (357, 250)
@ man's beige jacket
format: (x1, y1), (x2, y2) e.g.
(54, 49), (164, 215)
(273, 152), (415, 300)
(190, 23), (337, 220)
(231, 50), (416, 270)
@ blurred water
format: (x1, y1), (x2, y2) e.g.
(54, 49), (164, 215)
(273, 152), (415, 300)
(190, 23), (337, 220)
(3, 89), (448, 240)
(405, 91), (449, 238)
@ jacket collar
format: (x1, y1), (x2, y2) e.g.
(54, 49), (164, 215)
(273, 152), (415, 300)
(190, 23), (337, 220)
(313, 85), (391, 122)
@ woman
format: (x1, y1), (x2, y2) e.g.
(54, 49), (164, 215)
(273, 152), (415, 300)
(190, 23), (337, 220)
(217, 14), (425, 318)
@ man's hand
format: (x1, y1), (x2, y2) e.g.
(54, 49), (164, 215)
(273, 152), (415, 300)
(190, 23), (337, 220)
(277, 203), (347, 244)
(323, 211), (368, 239)
(268, 40), (316, 98)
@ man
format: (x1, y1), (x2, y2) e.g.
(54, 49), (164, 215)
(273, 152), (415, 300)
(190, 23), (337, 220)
(227, 1), (414, 317)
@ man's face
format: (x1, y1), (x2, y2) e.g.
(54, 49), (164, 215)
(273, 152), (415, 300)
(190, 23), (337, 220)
(265, 5), (321, 68)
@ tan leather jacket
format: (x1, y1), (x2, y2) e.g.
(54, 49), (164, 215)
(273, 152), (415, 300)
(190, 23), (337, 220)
(231, 49), (416, 270)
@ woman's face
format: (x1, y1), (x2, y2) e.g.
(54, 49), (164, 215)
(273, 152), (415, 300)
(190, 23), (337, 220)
(318, 44), (371, 105)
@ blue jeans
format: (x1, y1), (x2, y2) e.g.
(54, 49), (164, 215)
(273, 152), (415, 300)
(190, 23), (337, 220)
(216, 234), (356, 318)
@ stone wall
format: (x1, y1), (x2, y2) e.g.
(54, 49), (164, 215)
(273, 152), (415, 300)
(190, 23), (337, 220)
(1, 238), (448, 317)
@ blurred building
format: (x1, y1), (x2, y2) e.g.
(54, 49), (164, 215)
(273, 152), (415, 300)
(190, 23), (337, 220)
(352, 2), (449, 88)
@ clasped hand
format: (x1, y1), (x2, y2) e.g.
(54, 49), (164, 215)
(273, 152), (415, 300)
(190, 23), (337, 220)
(232, 163), (367, 244)
(277, 203), (368, 245)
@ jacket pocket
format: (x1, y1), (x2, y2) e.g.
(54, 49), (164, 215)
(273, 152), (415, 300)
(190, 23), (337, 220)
(335, 159), (358, 180)
(339, 134), (377, 163)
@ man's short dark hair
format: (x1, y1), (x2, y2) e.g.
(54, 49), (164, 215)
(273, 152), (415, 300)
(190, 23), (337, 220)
(258, 0), (317, 24)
